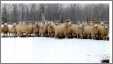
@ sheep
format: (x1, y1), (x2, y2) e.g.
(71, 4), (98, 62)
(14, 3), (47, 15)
(15, 22), (26, 37)
(33, 22), (40, 36)
(47, 23), (55, 37)
(54, 21), (71, 38)
(96, 24), (108, 40)
(39, 22), (48, 37)
(8, 23), (17, 37)
(83, 24), (98, 39)
(26, 22), (33, 37)
(1, 21), (108, 40)
(15, 22), (33, 37)
(70, 24), (83, 38)
(1, 23), (9, 37)
(54, 23), (65, 38)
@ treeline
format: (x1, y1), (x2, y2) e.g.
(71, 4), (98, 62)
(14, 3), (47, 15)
(1, 3), (109, 23)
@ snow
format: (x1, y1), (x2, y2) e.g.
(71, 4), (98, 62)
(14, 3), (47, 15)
(1, 37), (112, 63)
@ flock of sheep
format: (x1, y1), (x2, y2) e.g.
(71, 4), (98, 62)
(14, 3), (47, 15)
(0, 19), (109, 40)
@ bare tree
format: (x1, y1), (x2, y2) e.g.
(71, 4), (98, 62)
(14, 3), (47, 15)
(1, 3), (109, 23)
(2, 4), (8, 23)
(40, 4), (46, 22)
(12, 4), (18, 22)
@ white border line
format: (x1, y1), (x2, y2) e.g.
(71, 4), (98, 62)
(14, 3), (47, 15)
(1, 1), (112, 4)
(109, 1), (112, 43)
(109, 1), (112, 63)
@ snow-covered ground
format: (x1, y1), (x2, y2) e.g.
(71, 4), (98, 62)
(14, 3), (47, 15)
(1, 37), (112, 63)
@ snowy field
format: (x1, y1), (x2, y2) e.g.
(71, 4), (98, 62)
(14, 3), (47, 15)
(1, 37), (112, 63)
